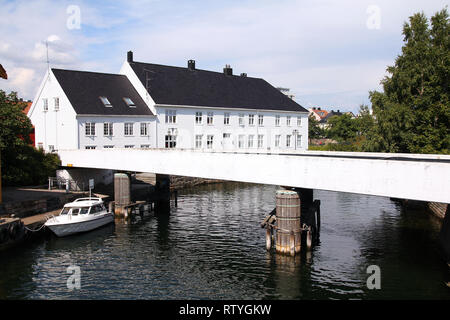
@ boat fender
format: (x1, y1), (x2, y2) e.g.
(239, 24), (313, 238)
(8, 223), (19, 240)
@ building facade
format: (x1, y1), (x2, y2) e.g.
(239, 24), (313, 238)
(28, 52), (309, 153)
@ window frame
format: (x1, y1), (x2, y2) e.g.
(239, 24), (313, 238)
(124, 122), (134, 136)
(85, 122), (96, 136)
(103, 122), (113, 136)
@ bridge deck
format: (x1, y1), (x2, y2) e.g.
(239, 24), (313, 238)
(58, 149), (450, 203)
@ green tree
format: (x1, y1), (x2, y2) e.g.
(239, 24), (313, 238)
(0, 90), (60, 186)
(327, 113), (358, 142)
(308, 114), (324, 139)
(367, 8), (450, 154)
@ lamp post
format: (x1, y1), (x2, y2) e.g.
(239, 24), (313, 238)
(293, 129), (298, 150)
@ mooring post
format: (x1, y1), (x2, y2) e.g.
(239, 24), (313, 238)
(114, 173), (131, 218)
(266, 227), (272, 251)
(275, 189), (301, 255)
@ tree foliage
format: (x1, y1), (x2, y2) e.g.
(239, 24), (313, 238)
(0, 90), (60, 186)
(365, 8), (450, 154)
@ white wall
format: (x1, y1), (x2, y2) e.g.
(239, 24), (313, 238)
(155, 106), (309, 151)
(28, 70), (78, 152)
(77, 116), (156, 149)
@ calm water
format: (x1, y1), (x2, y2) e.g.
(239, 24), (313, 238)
(0, 183), (449, 300)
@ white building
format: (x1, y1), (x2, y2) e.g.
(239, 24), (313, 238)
(28, 52), (309, 153)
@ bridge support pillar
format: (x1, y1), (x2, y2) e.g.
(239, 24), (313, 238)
(155, 174), (171, 214)
(114, 173), (131, 218)
(439, 205), (450, 264)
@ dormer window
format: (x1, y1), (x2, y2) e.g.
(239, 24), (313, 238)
(100, 96), (112, 107)
(123, 97), (135, 107)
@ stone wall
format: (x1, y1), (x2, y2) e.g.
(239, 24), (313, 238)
(428, 202), (448, 220)
(169, 175), (223, 190)
(0, 192), (90, 219)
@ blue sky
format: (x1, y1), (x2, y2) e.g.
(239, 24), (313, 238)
(0, 0), (448, 113)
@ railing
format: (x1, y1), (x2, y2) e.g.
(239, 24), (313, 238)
(48, 177), (86, 191)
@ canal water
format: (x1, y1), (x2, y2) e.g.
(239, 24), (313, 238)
(0, 182), (449, 299)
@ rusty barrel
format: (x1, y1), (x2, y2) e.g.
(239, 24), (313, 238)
(275, 189), (301, 255)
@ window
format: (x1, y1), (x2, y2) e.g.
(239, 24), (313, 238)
(43, 98), (48, 111)
(85, 146), (96, 150)
(297, 116), (302, 126)
(85, 122), (95, 136)
(54, 97), (59, 111)
(223, 133), (231, 139)
(239, 114), (244, 126)
(140, 145), (150, 149)
(296, 134), (302, 148)
(124, 145), (134, 148)
(286, 135), (292, 148)
(100, 96), (112, 107)
(103, 123), (113, 136)
(48, 145), (55, 152)
(258, 115), (264, 126)
(238, 135), (245, 148)
(248, 114), (255, 126)
(286, 116), (291, 126)
(275, 135), (281, 148)
(207, 135), (214, 149)
(165, 110), (176, 123)
(38, 142), (44, 150)
(248, 135), (254, 148)
(195, 112), (202, 124)
(140, 123), (148, 136)
(124, 123), (134, 136)
(224, 113), (230, 125)
(258, 135), (264, 148)
(275, 115), (280, 126)
(207, 112), (214, 125)
(195, 135), (203, 149)
(123, 97), (135, 107)
(104, 145), (114, 149)
(165, 128), (177, 148)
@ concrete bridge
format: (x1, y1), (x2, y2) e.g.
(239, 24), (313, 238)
(58, 149), (450, 204)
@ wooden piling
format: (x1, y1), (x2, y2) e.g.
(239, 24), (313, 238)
(275, 189), (301, 255)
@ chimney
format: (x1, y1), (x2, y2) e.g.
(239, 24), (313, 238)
(187, 60), (195, 70)
(240, 73), (247, 77)
(127, 51), (133, 63)
(223, 64), (233, 76)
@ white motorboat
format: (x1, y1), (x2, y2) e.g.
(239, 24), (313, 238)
(45, 197), (114, 237)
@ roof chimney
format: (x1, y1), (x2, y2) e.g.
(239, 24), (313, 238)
(127, 51), (133, 63)
(188, 60), (195, 70)
(240, 73), (247, 77)
(223, 64), (232, 76)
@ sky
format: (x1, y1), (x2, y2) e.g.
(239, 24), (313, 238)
(0, 0), (448, 113)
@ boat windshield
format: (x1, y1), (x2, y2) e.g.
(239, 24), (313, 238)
(60, 207), (90, 215)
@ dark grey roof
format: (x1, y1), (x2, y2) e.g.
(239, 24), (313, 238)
(52, 68), (153, 116)
(320, 111), (343, 123)
(129, 61), (307, 113)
